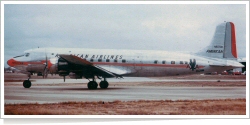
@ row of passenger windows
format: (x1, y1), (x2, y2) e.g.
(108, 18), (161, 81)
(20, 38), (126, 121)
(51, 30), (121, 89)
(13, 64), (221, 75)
(154, 60), (188, 65)
(90, 59), (126, 63)
(89, 59), (187, 65)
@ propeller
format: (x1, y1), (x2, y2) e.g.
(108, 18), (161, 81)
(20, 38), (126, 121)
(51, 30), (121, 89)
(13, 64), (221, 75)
(43, 54), (48, 78)
(189, 59), (196, 71)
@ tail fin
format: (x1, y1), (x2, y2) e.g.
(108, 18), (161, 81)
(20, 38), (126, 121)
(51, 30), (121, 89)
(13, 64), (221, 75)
(199, 22), (238, 59)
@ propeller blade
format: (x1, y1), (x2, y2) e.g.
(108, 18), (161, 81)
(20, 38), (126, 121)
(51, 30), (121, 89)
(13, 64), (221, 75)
(43, 54), (48, 79)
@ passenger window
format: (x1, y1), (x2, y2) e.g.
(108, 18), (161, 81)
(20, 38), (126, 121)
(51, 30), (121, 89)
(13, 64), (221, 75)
(98, 59), (102, 62)
(122, 59), (126, 63)
(185, 61), (188, 64)
(162, 60), (166, 64)
(180, 61), (183, 64)
(106, 59), (110, 62)
(114, 59), (118, 62)
(154, 60), (158, 64)
(171, 61), (175, 64)
(90, 59), (94, 62)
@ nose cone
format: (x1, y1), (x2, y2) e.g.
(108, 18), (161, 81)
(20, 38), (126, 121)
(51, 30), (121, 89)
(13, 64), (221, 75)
(7, 58), (15, 67)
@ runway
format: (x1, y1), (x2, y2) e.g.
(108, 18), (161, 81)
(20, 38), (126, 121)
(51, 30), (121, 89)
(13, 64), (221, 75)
(4, 84), (245, 104)
(4, 76), (247, 84)
(4, 74), (246, 104)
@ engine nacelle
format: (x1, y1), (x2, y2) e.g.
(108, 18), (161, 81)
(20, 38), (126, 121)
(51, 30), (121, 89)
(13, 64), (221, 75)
(69, 72), (82, 79)
(26, 64), (45, 73)
(57, 57), (70, 76)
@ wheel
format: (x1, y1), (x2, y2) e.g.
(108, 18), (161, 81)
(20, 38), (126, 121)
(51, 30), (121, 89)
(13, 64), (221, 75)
(87, 81), (98, 89)
(23, 80), (32, 88)
(100, 81), (109, 89)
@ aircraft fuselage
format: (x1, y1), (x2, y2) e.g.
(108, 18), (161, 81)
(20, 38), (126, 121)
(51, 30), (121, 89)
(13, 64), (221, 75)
(7, 48), (243, 77)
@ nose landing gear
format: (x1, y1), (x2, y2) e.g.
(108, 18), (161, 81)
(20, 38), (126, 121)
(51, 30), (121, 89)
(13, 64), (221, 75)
(23, 80), (32, 88)
(23, 76), (32, 88)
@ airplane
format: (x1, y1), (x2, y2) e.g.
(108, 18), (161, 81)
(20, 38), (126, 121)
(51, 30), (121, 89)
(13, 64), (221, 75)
(7, 22), (244, 90)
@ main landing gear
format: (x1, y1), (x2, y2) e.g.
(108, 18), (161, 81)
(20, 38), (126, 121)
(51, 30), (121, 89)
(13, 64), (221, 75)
(87, 81), (98, 90)
(87, 77), (109, 89)
(99, 80), (109, 89)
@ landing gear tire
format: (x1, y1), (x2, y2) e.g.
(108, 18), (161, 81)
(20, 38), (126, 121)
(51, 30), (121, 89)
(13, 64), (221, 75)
(99, 81), (109, 89)
(87, 81), (98, 90)
(23, 80), (32, 88)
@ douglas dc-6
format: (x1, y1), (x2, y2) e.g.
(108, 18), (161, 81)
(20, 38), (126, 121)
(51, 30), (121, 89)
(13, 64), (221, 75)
(7, 22), (244, 89)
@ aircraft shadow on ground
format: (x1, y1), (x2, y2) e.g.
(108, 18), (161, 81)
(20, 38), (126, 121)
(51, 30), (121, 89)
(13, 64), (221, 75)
(28, 86), (127, 91)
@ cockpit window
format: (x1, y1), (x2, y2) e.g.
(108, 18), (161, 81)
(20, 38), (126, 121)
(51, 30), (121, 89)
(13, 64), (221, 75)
(13, 53), (30, 58)
(13, 54), (24, 58)
(25, 53), (30, 57)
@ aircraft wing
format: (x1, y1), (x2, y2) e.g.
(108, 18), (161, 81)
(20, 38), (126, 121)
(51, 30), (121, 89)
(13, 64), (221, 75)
(96, 65), (134, 75)
(58, 54), (92, 66)
(58, 54), (124, 78)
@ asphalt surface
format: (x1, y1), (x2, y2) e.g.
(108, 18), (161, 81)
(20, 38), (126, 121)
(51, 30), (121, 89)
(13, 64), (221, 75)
(4, 79), (246, 104)
(4, 73), (246, 104)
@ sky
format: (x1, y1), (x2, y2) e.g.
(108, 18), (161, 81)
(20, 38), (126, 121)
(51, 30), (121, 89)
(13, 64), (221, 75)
(2, 2), (247, 67)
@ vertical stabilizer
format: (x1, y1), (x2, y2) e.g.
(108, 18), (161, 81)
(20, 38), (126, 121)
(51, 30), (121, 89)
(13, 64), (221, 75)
(198, 22), (238, 59)
(224, 22), (238, 58)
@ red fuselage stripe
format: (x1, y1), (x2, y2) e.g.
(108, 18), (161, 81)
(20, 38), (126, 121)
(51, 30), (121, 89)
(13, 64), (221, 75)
(93, 62), (205, 68)
(8, 59), (205, 69)
(7, 59), (53, 68)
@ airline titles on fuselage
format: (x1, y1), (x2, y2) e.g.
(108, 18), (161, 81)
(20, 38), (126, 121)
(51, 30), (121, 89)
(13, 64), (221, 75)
(206, 45), (224, 53)
(206, 50), (223, 53)
(55, 54), (123, 60)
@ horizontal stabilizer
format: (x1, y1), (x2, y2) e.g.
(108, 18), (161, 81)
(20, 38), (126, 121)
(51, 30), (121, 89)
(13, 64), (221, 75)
(209, 61), (244, 68)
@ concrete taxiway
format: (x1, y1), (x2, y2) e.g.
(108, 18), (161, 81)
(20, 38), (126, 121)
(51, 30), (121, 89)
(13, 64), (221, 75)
(4, 74), (246, 104)
(4, 82), (245, 104)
